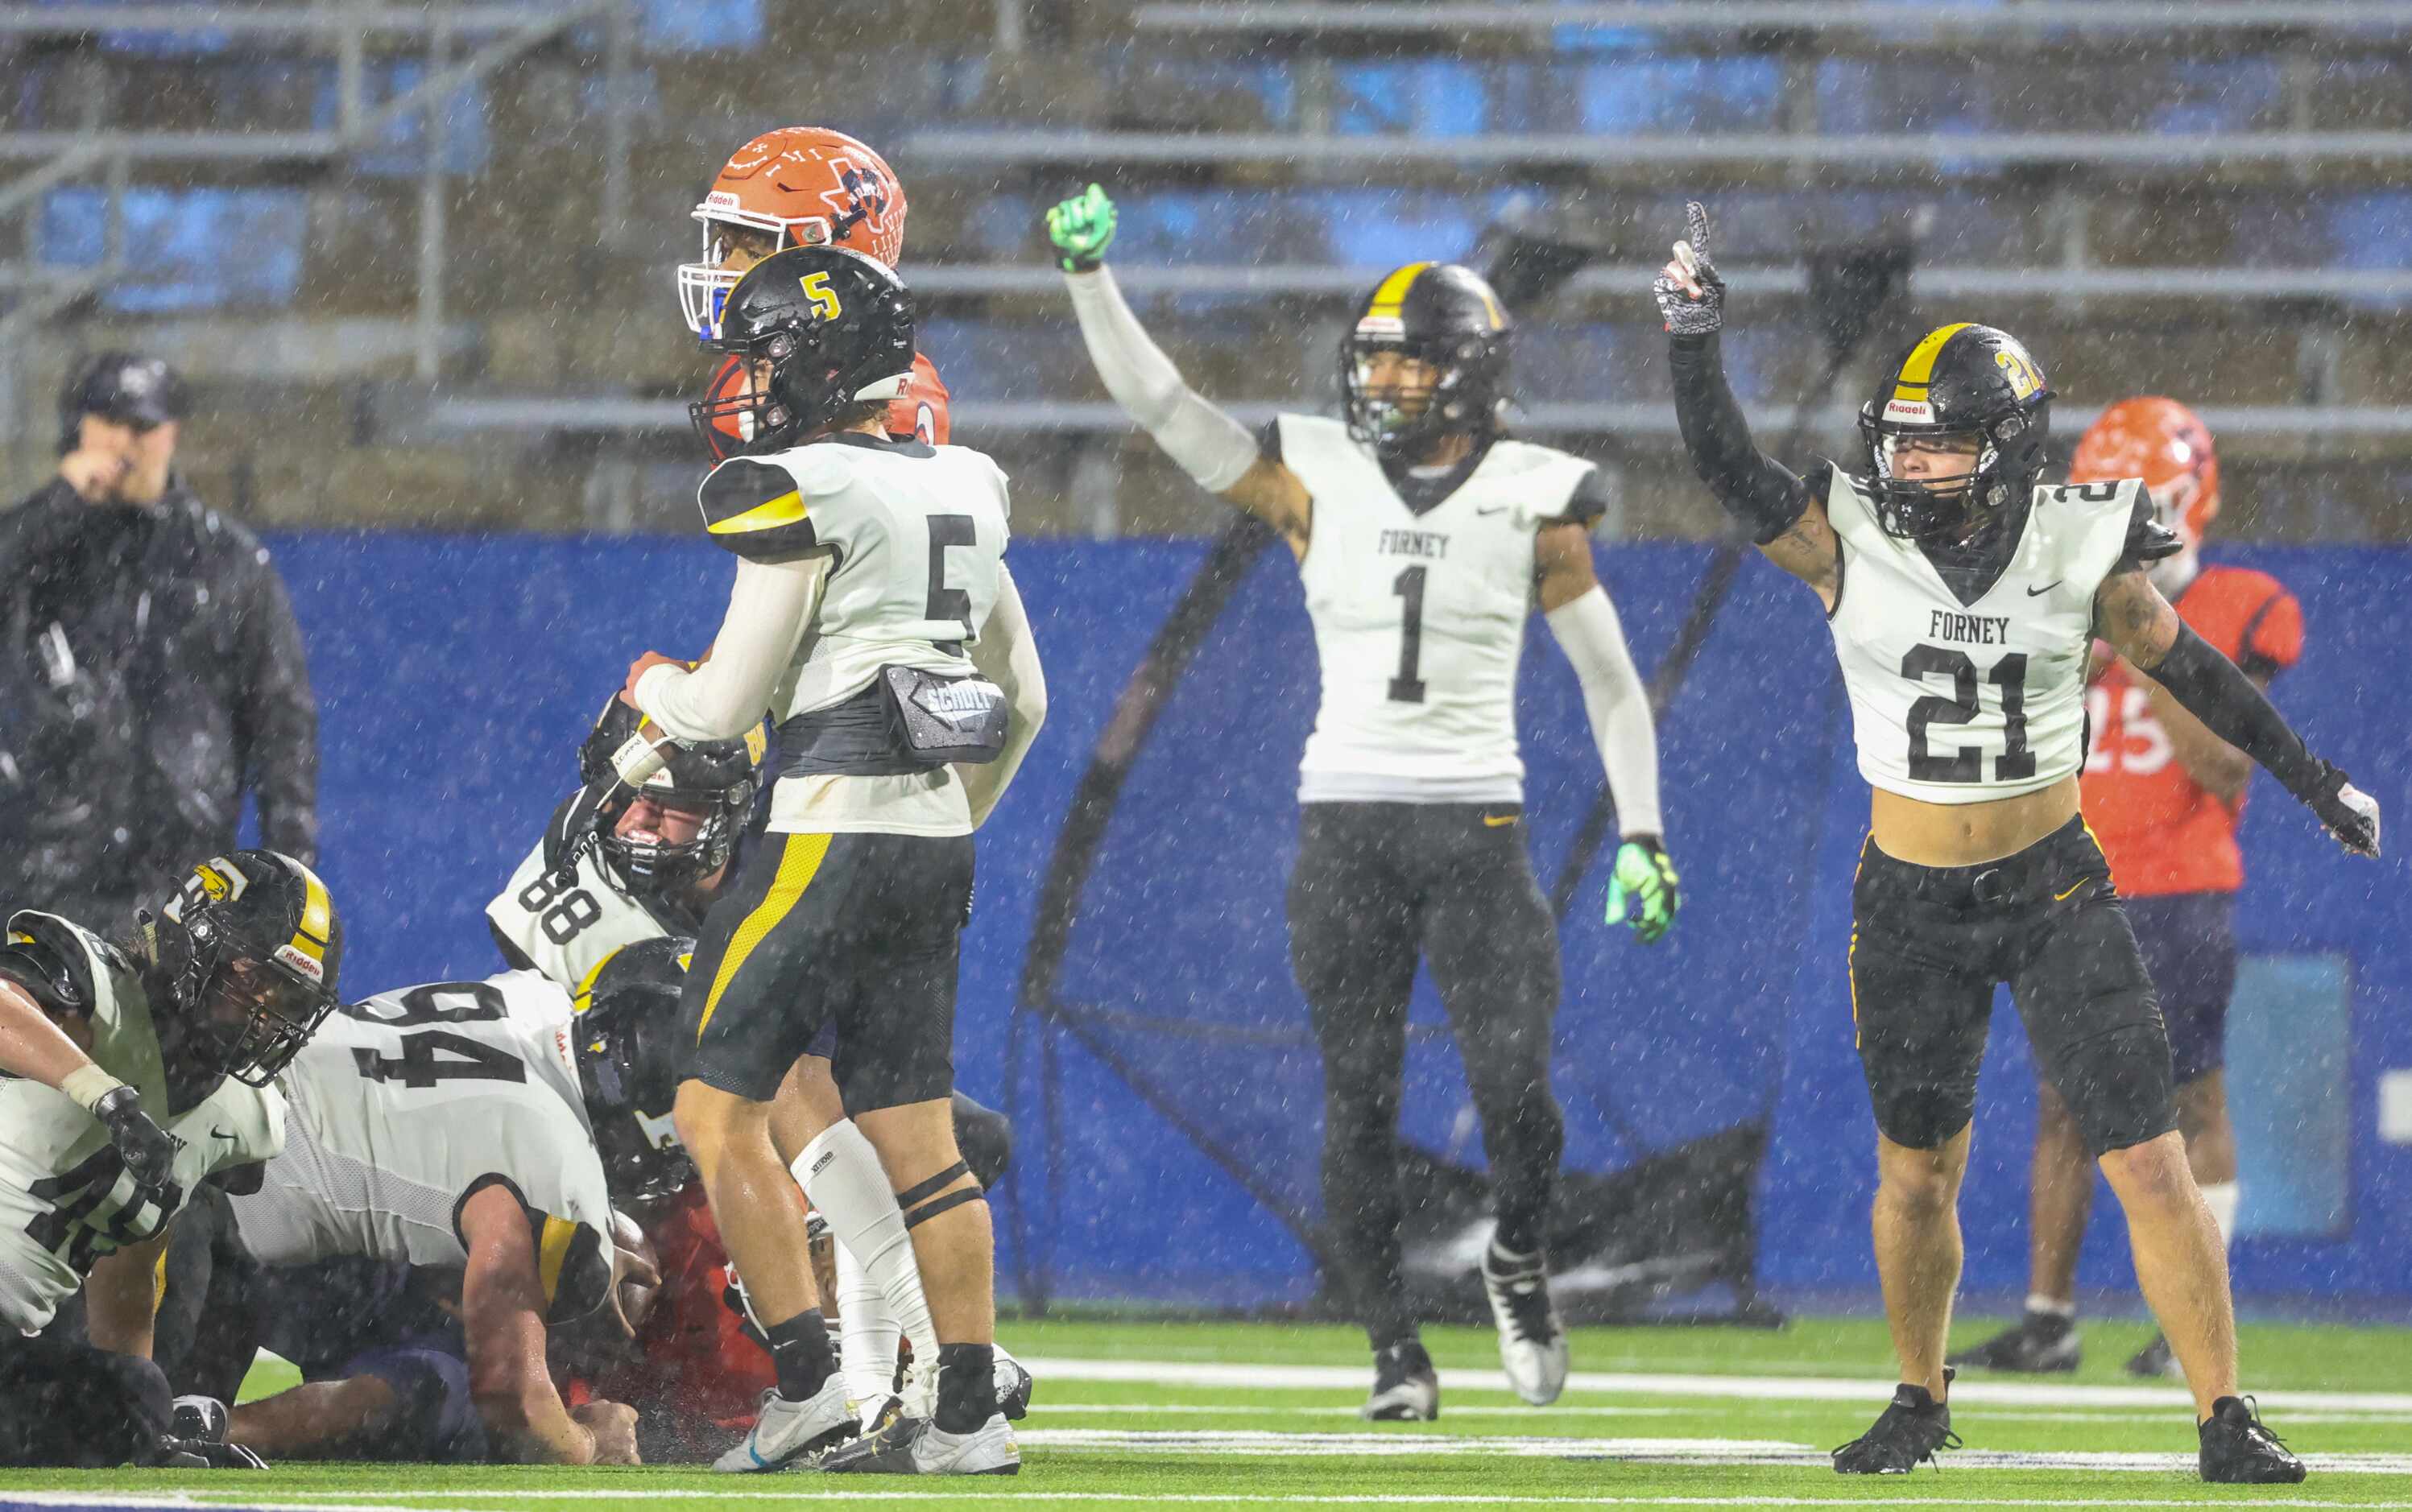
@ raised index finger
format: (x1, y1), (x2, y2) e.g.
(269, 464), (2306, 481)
(1684, 200), (1713, 263)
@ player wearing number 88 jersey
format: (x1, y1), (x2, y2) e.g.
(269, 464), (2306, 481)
(1051, 186), (1674, 1419)
(1657, 201), (2371, 1482)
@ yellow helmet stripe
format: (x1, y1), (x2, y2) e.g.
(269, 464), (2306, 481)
(289, 863), (334, 961)
(1892, 322), (1975, 402)
(1365, 261), (1434, 320)
(708, 490), (807, 535)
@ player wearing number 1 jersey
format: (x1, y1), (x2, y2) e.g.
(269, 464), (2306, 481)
(1049, 184), (1676, 1421)
(1953, 399), (2301, 1382)
(1656, 202), (2376, 1485)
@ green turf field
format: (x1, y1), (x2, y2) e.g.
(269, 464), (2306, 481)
(6, 1312), (2410, 1510)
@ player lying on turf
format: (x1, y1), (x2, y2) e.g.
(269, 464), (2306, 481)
(1049, 183), (1676, 1421)
(619, 246), (1047, 1474)
(1654, 200), (2376, 1484)
(0, 852), (342, 1469)
(1954, 399), (2300, 1382)
(155, 967), (649, 1466)
(502, 700), (1029, 1453)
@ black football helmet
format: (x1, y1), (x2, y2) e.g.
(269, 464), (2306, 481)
(577, 698), (762, 900)
(149, 850), (343, 1092)
(1340, 261), (1514, 461)
(1858, 322), (2055, 544)
(688, 245), (916, 461)
(572, 937), (693, 1207)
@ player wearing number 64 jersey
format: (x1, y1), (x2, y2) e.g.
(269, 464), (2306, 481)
(1049, 184), (1675, 1421)
(1655, 201), (2374, 1485)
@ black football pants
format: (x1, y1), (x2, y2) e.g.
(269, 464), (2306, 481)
(1288, 800), (1566, 1353)
(0, 1319), (174, 1467)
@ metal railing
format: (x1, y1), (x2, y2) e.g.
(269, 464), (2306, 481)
(1129, 1), (2412, 41)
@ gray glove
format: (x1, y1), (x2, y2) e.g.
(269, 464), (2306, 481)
(93, 1084), (184, 1221)
(1652, 200), (1725, 337)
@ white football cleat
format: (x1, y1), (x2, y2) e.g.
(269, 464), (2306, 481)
(995, 1342), (1035, 1421)
(714, 1378), (857, 1473)
(816, 1412), (1020, 1475)
(1482, 1245), (1570, 1406)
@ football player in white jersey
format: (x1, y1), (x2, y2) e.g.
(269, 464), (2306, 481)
(0, 849), (341, 1468)
(1047, 184), (1675, 1420)
(168, 968), (644, 1466)
(1655, 202), (2377, 1484)
(613, 245), (1046, 1475)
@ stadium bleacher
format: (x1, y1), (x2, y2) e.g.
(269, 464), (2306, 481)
(6, 0), (2412, 537)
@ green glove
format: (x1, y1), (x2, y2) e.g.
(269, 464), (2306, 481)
(1605, 837), (1680, 945)
(1046, 182), (1119, 272)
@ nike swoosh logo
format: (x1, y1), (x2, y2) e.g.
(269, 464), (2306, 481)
(1475, 506), (1508, 517)
(2027, 581), (2063, 597)
(210, 1127), (240, 1143)
(2054, 878), (2092, 902)
(1483, 814), (1519, 828)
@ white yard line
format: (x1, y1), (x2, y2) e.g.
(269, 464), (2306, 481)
(15, 1493), (2412, 1510)
(1020, 1356), (2412, 1415)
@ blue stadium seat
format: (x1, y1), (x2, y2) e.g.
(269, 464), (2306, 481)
(1332, 60), (1491, 139)
(1576, 58), (1785, 135)
(39, 186), (307, 313)
(640, 0), (761, 50)
(311, 60), (490, 177)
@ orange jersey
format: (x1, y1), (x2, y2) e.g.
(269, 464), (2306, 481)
(575, 1182), (779, 1436)
(2081, 564), (2302, 896)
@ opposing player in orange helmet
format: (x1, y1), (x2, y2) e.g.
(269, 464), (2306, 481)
(681, 127), (945, 448)
(679, 126), (908, 334)
(1953, 397), (2305, 1382)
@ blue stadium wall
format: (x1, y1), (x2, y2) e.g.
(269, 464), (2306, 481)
(270, 532), (2412, 1308)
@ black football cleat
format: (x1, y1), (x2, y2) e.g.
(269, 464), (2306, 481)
(2124, 1332), (2180, 1378)
(2199, 1396), (2305, 1484)
(1947, 1310), (2080, 1373)
(1362, 1340), (1440, 1421)
(1833, 1371), (1960, 1474)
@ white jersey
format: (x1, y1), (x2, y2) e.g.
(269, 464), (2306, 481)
(1276, 415), (1603, 804)
(227, 970), (614, 1320)
(1826, 470), (2146, 804)
(487, 836), (681, 994)
(0, 912), (283, 1332)
(697, 434), (1013, 836)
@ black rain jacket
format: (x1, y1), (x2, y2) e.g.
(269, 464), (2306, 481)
(0, 476), (316, 919)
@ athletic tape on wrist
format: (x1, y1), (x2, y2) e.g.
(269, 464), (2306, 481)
(60, 1064), (126, 1113)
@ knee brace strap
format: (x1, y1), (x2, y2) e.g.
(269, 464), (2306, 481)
(896, 1160), (971, 1211)
(902, 1184), (985, 1232)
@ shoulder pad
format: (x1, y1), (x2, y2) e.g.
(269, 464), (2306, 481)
(696, 456), (821, 563)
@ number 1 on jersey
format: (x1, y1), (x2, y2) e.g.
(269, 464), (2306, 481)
(1389, 565), (1428, 704)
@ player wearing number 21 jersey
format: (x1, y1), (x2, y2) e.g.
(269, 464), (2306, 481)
(1049, 184), (1674, 1422)
(1656, 200), (2374, 1485)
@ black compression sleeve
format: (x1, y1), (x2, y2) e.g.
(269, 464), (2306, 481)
(2149, 622), (2329, 801)
(1667, 333), (1813, 544)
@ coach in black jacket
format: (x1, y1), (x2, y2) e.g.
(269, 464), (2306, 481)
(0, 353), (316, 928)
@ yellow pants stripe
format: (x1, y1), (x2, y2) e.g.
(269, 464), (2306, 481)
(697, 832), (833, 1043)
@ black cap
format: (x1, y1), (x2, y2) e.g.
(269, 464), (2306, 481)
(60, 351), (188, 434)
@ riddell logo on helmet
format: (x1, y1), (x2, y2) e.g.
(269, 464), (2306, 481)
(704, 192), (740, 211)
(1885, 399), (1933, 421)
(275, 944), (325, 982)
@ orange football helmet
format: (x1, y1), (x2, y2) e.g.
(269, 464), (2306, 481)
(697, 350), (949, 461)
(679, 127), (908, 340)
(2070, 395), (2220, 546)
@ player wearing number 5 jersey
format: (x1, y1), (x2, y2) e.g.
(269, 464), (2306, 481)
(1049, 184), (1675, 1421)
(1954, 400), (2301, 1382)
(1657, 202), (2375, 1485)
(624, 245), (1046, 1477)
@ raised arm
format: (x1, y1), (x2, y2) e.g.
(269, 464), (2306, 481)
(1048, 184), (1312, 552)
(2094, 565), (2377, 857)
(1654, 202), (1841, 609)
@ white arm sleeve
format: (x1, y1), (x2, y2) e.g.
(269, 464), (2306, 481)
(1062, 266), (1262, 494)
(957, 565), (1047, 830)
(1545, 584), (1665, 838)
(634, 552), (830, 744)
